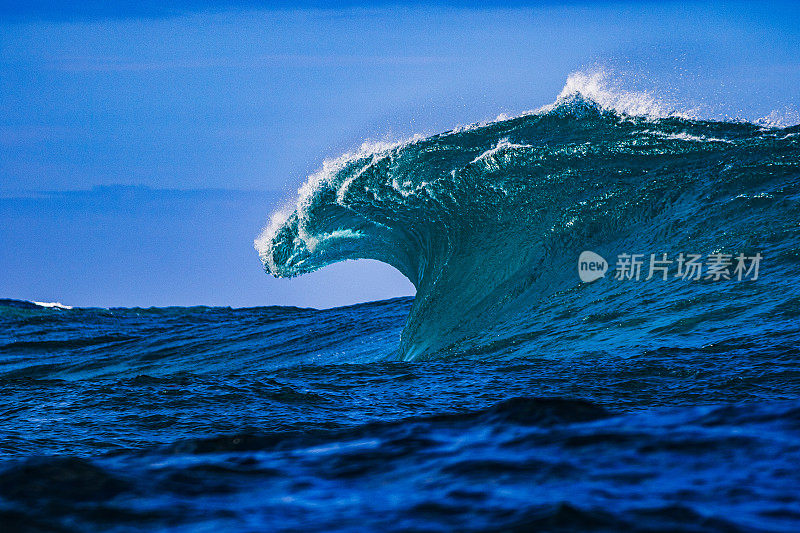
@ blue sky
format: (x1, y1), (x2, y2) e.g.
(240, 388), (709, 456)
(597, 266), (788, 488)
(1, 1), (799, 307)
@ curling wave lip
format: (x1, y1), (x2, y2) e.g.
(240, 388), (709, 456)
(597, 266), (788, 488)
(256, 73), (800, 360)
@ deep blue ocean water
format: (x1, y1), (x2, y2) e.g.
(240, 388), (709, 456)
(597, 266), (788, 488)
(3, 90), (800, 531)
(2, 296), (800, 532)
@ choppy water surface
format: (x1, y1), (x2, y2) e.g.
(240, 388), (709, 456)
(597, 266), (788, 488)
(1, 296), (800, 532)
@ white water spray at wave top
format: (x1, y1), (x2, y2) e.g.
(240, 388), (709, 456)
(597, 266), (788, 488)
(254, 137), (422, 271)
(551, 70), (799, 126)
(32, 301), (73, 310)
(542, 70), (699, 119)
(756, 107), (800, 128)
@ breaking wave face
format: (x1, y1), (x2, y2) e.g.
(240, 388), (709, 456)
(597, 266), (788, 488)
(256, 74), (800, 361)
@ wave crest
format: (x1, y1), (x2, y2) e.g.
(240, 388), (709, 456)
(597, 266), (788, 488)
(256, 75), (800, 360)
(546, 70), (696, 119)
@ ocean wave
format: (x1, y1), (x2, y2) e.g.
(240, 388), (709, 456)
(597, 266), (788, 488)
(541, 70), (698, 119)
(31, 301), (73, 309)
(0, 299), (72, 310)
(255, 74), (800, 360)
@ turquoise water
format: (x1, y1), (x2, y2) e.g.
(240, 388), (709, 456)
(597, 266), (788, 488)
(256, 94), (800, 361)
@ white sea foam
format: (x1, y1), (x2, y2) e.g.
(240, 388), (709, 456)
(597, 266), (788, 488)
(539, 70), (698, 120)
(471, 139), (532, 165)
(33, 301), (73, 310)
(756, 108), (800, 128)
(255, 137), (421, 267)
(647, 130), (733, 144)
